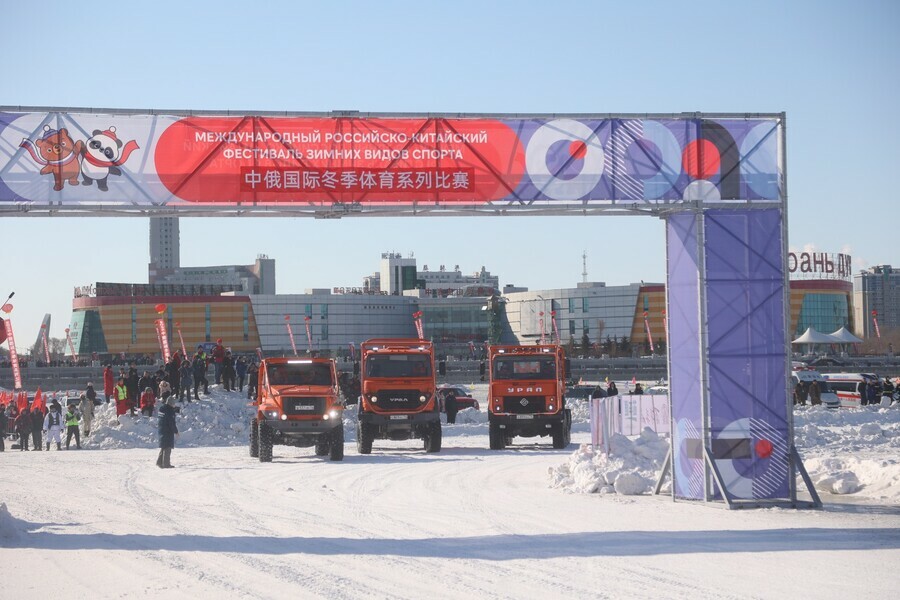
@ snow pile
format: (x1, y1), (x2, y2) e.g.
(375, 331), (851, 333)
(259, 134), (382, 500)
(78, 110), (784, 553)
(548, 428), (668, 495)
(552, 402), (900, 502)
(87, 387), (255, 449)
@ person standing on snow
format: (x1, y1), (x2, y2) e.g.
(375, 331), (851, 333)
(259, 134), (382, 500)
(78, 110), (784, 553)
(809, 380), (822, 406)
(15, 406), (32, 451)
(192, 348), (209, 398)
(222, 350), (236, 392)
(156, 396), (179, 469)
(212, 339), (226, 385)
(179, 360), (193, 402)
(114, 376), (130, 418)
(79, 393), (95, 437)
(30, 404), (44, 451)
(140, 387), (157, 417)
(43, 400), (64, 450)
(64, 402), (82, 450)
(85, 382), (98, 406)
(236, 356), (248, 392)
(103, 365), (114, 404)
(247, 361), (259, 401)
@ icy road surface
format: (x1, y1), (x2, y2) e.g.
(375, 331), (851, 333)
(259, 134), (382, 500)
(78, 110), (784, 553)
(1, 388), (899, 599)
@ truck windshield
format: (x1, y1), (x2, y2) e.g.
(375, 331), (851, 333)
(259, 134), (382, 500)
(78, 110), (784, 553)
(493, 356), (556, 381)
(365, 354), (432, 378)
(266, 362), (334, 386)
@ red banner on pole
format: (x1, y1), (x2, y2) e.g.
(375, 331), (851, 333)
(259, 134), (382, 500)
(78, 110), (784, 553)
(643, 311), (656, 353)
(154, 318), (171, 362)
(412, 311), (424, 340)
(175, 322), (188, 359)
(64, 327), (78, 362)
(872, 310), (881, 338)
(41, 327), (51, 363)
(304, 316), (313, 352)
(3, 317), (22, 389)
(550, 310), (560, 345)
(284, 316), (298, 356)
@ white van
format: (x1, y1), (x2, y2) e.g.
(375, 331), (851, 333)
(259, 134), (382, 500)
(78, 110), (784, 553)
(791, 370), (840, 409)
(821, 373), (880, 408)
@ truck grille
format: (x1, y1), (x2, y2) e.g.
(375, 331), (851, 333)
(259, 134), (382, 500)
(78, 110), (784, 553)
(283, 396), (326, 416)
(374, 389), (423, 411)
(502, 396), (546, 414)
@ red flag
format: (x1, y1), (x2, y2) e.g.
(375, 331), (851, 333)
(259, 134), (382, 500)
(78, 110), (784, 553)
(17, 391), (28, 412)
(32, 387), (45, 414)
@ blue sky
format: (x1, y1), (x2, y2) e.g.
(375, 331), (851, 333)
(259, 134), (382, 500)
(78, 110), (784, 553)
(2, 0), (898, 342)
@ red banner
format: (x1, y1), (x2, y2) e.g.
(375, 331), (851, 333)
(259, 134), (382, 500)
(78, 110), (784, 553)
(175, 324), (188, 359)
(304, 316), (313, 352)
(154, 318), (171, 362)
(285, 319), (298, 356)
(643, 311), (655, 353)
(412, 311), (424, 340)
(155, 117), (523, 204)
(65, 328), (78, 362)
(4, 317), (22, 389)
(41, 328), (51, 363)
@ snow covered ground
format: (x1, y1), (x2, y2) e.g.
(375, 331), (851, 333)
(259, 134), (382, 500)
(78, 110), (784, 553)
(1, 384), (899, 599)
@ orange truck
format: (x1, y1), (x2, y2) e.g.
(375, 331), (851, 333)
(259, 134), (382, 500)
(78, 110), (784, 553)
(250, 357), (344, 462)
(487, 344), (571, 449)
(357, 338), (441, 454)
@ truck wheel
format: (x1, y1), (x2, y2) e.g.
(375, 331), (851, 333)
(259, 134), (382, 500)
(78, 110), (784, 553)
(249, 418), (259, 458)
(357, 422), (373, 454)
(551, 421), (568, 449)
(329, 423), (344, 461)
(424, 421), (442, 453)
(489, 422), (505, 450)
(258, 420), (274, 462)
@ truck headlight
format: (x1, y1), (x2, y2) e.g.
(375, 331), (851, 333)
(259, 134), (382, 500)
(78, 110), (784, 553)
(265, 410), (279, 419)
(281, 414), (288, 421)
(329, 409), (339, 419)
(419, 395), (427, 403)
(370, 395), (378, 403)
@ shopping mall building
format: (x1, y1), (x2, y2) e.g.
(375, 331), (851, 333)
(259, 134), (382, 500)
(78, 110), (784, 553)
(65, 229), (860, 358)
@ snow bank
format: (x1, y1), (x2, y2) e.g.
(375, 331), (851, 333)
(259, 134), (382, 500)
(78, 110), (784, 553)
(552, 402), (900, 502)
(548, 428), (669, 495)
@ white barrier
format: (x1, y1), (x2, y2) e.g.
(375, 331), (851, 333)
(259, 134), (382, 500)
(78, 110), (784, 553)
(590, 394), (671, 455)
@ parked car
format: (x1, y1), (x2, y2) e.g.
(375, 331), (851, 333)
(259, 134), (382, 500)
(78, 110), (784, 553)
(437, 385), (479, 411)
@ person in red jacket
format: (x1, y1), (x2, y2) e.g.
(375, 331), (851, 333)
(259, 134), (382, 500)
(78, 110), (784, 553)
(212, 339), (226, 385)
(103, 364), (115, 404)
(140, 387), (157, 417)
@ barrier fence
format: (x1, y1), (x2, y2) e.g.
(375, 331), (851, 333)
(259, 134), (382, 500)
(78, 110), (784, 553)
(590, 394), (670, 455)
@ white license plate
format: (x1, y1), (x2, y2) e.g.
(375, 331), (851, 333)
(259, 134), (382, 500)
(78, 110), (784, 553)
(516, 414), (534, 420)
(389, 415), (408, 420)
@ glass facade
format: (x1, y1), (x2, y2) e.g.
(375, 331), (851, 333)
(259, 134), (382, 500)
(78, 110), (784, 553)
(421, 303), (490, 344)
(796, 293), (849, 336)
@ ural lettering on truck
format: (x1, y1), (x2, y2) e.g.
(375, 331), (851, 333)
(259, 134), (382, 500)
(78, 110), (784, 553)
(487, 344), (571, 450)
(250, 357), (344, 462)
(357, 338), (441, 454)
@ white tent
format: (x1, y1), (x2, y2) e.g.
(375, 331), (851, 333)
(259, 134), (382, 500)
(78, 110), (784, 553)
(791, 327), (840, 345)
(829, 326), (864, 344)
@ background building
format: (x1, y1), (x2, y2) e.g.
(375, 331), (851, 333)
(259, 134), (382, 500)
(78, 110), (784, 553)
(854, 265), (900, 338)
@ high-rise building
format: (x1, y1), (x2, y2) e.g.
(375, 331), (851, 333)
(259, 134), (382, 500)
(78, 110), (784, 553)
(853, 265), (900, 338)
(149, 216), (180, 276)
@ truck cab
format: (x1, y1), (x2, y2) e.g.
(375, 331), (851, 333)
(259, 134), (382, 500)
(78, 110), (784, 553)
(250, 357), (344, 462)
(487, 344), (571, 449)
(357, 338), (441, 454)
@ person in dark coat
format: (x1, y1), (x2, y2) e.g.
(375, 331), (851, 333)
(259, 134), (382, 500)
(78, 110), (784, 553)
(30, 405), (44, 451)
(606, 380), (618, 396)
(15, 407), (32, 451)
(443, 389), (459, 424)
(85, 382), (98, 406)
(809, 380), (822, 406)
(192, 349), (209, 398)
(179, 360), (193, 402)
(591, 385), (607, 399)
(126, 364), (139, 413)
(165, 356), (180, 399)
(236, 357), (248, 392)
(633, 383), (644, 395)
(156, 396), (179, 468)
(222, 351), (236, 392)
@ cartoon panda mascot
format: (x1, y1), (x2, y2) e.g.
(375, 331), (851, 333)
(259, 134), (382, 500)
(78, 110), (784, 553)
(80, 127), (139, 191)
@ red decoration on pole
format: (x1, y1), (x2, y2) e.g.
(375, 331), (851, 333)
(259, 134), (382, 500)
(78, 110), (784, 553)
(3, 315), (22, 389)
(174, 321), (188, 359)
(872, 310), (881, 338)
(284, 315), (298, 356)
(412, 311), (425, 340)
(64, 326), (78, 362)
(550, 310), (560, 344)
(303, 316), (313, 352)
(643, 310), (655, 354)
(153, 304), (170, 362)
